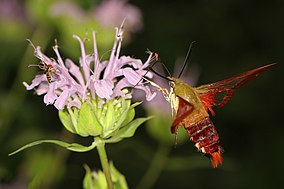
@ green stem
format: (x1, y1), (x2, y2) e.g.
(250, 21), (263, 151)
(97, 141), (113, 189)
(135, 144), (171, 189)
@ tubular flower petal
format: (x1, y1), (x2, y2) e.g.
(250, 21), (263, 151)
(24, 24), (155, 110)
(22, 23), (156, 139)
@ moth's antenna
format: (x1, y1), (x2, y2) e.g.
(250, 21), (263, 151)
(178, 41), (195, 78)
(160, 62), (172, 77)
(148, 67), (171, 81)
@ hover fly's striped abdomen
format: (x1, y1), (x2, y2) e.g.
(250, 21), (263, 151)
(186, 117), (223, 168)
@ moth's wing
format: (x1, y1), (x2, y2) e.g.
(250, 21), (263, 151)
(171, 97), (194, 134)
(195, 64), (275, 115)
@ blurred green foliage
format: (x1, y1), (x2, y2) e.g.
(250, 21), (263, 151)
(0, 0), (283, 189)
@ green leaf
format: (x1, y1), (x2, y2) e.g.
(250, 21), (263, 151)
(119, 116), (153, 138)
(83, 163), (128, 189)
(94, 99), (103, 122)
(83, 164), (97, 189)
(129, 101), (143, 109)
(106, 103), (134, 139)
(59, 108), (76, 134)
(77, 101), (102, 137)
(66, 141), (97, 152)
(93, 170), (108, 189)
(109, 162), (128, 189)
(107, 116), (153, 143)
(9, 139), (97, 156)
(102, 100), (115, 137)
(119, 101), (142, 128)
(120, 108), (135, 128)
(68, 108), (79, 132)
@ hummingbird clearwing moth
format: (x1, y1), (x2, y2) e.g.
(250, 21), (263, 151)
(147, 47), (275, 167)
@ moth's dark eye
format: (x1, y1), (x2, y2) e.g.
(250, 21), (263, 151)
(169, 81), (175, 88)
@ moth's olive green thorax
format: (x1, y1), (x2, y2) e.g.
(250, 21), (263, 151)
(167, 77), (203, 106)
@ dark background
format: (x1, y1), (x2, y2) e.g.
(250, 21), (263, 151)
(0, 0), (283, 188)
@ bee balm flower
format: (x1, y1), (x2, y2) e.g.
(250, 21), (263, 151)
(24, 25), (155, 110)
(10, 23), (155, 155)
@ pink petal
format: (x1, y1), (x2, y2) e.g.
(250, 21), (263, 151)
(43, 83), (57, 105)
(54, 90), (70, 110)
(118, 56), (143, 68)
(35, 83), (49, 95)
(65, 59), (85, 86)
(73, 35), (90, 82)
(94, 79), (114, 100)
(135, 85), (157, 101)
(122, 67), (141, 85)
(23, 75), (46, 90)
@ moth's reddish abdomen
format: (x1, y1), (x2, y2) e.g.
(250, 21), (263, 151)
(186, 117), (223, 168)
(168, 64), (274, 168)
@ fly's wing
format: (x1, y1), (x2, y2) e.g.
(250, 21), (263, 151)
(196, 63), (275, 115)
(171, 97), (194, 134)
